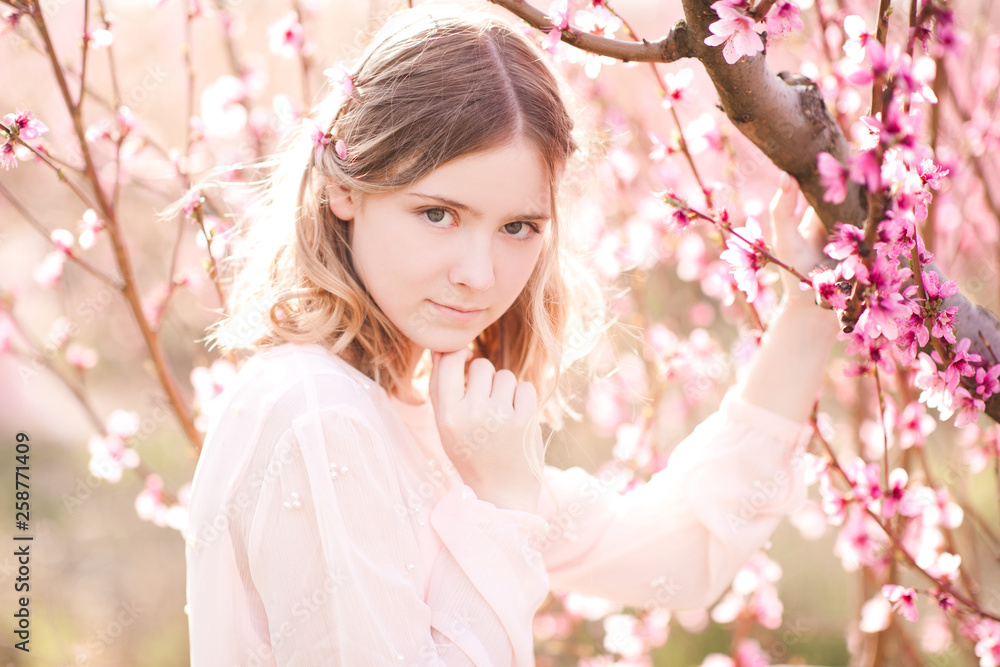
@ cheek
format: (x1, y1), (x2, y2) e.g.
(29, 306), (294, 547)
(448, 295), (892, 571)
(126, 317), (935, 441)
(500, 243), (545, 292)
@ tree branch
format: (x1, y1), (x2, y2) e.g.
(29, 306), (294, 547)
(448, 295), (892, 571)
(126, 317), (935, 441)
(489, 0), (694, 62)
(489, 0), (1000, 424)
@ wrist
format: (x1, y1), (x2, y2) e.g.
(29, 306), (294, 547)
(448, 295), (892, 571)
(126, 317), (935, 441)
(777, 295), (841, 333)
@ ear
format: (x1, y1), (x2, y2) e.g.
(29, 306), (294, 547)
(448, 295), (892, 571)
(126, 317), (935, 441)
(327, 179), (357, 221)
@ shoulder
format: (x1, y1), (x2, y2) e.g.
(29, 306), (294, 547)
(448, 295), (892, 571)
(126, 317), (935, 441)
(204, 342), (386, 446)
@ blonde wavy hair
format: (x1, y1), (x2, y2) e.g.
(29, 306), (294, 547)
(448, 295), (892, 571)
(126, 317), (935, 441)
(210, 4), (607, 427)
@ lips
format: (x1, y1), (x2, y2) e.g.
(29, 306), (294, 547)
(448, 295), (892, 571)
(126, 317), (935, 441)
(432, 302), (484, 314)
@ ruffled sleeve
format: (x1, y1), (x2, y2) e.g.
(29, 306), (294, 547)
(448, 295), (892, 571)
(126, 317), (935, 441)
(246, 405), (550, 666)
(537, 392), (811, 610)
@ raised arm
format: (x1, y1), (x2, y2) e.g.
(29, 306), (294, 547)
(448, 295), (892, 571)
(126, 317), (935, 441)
(737, 175), (840, 422)
(536, 178), (837, 610)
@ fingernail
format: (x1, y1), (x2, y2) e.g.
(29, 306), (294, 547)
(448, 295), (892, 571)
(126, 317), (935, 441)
(779, 172), (790, 189)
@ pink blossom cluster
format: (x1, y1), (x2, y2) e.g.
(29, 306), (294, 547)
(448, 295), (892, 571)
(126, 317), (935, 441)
(711, 552), (785, 630)
(1, 109), (48, 170)
(704, 0), (803, 65)
(810, 53), (1000, 429)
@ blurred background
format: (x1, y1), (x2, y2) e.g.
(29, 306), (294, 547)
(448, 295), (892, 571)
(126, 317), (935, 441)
(2, 0), (1000, 664)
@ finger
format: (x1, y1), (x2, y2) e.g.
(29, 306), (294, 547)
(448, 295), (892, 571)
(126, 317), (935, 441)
(465, 357), (496, 402)
(430, 348), (471, 410)
(513, 381), (538, 417)
(799, 207), (825, 244)
(491, 369), (518, 410)
(769, 172), (800, 231)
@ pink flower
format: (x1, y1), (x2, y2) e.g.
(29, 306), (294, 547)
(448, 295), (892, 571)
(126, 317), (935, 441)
(849, 149), (882, 192)
(881, 468), (911, 518)
(66, 343), (98, 370)
(914, 351), (954, 419)
(304, 118), (331, 164)
(952, 387), (985, 428)
(896, 401), (936, 449)
(875, 210), (915, 260)
(135, 473), (165, 523)
(896, 312), (929, 366)
(719, 217), (770, 302)
(200, 75), (248, 138)
(0, 140), (16, 170)
(661, 69), (693, 110)
(1, 9), (22, 36)
(190, 359), (238, 432)
(855, 258), (912, 341)
(87, 433), (140, 483)
(819, 472), (847, 525)
(735, 638), (770, 667)
(824, 223), (869, 283)
(51, 228), (74, 253)
(846, 457), (884, 507)
(3, 109), (49, 140)
(78, 209), (104, 249)
(33, 252), (66, 288)
(86, 27), (114, 49)
(842, 15), (870, 62)
(817, 152), (848, 204)
(545, 0), (570, 30)
(882, 584), (918, 622)
(181, 187), (203, 217)
(844, 329), (896, 375)
(573, 5), (621, 38)
(704, 0), (764, 64)
(764, 0), (803, 39)
(944, 338), (981, 392)
(976, 365), (1000, 400)
(918, 158), (949, 189)
(812, 266), (848, 309)
(268, 11), (305, 59)
(322, 63), (355, 99)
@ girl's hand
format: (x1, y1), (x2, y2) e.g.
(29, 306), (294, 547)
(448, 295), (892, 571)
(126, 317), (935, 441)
(429, 348), (544, 513)
(764, 173), (830, 309)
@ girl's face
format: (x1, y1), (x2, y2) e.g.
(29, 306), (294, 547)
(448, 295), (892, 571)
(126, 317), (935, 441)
(332, 139), (552, 356)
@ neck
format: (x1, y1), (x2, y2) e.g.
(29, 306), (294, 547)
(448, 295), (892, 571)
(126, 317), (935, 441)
(393, 344), (428, 405)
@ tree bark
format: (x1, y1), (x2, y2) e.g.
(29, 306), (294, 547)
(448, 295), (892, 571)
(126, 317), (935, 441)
(489, 0), (1000, 423)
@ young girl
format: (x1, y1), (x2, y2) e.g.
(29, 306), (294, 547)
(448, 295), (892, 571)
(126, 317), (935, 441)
(185, 4), (839, 665)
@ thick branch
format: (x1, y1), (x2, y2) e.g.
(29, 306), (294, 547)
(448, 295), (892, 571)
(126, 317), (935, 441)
(489, 0), (693, 62)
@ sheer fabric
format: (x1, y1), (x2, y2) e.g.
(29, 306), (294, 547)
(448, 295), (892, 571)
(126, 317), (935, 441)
(185, 342), (810, 666)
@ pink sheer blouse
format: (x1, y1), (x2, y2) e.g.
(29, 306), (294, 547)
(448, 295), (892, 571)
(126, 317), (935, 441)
(185, 342), (810, 666)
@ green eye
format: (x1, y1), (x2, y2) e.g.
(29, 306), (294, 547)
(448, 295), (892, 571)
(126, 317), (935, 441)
(426, 208), (446, 223)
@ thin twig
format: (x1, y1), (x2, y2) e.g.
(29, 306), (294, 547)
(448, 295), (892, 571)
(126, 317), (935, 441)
(77, 0), (91, 111)
(813, 424), (1000, 622)
(0, 181), (123, 290)
(30, 5), (203, 451)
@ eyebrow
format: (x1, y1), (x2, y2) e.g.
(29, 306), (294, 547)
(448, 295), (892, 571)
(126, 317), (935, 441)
(406, 192), (551, 222)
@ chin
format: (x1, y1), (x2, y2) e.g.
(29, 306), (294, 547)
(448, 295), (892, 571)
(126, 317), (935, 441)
(409, 331), (482, 355)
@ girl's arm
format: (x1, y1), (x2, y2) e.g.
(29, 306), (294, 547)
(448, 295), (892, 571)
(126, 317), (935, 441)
(736, 176), (840, 422)
(535, 178), (837, 609)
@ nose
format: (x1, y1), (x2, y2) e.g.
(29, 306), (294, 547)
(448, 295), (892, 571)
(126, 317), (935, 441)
(449, 233), (495, 292)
